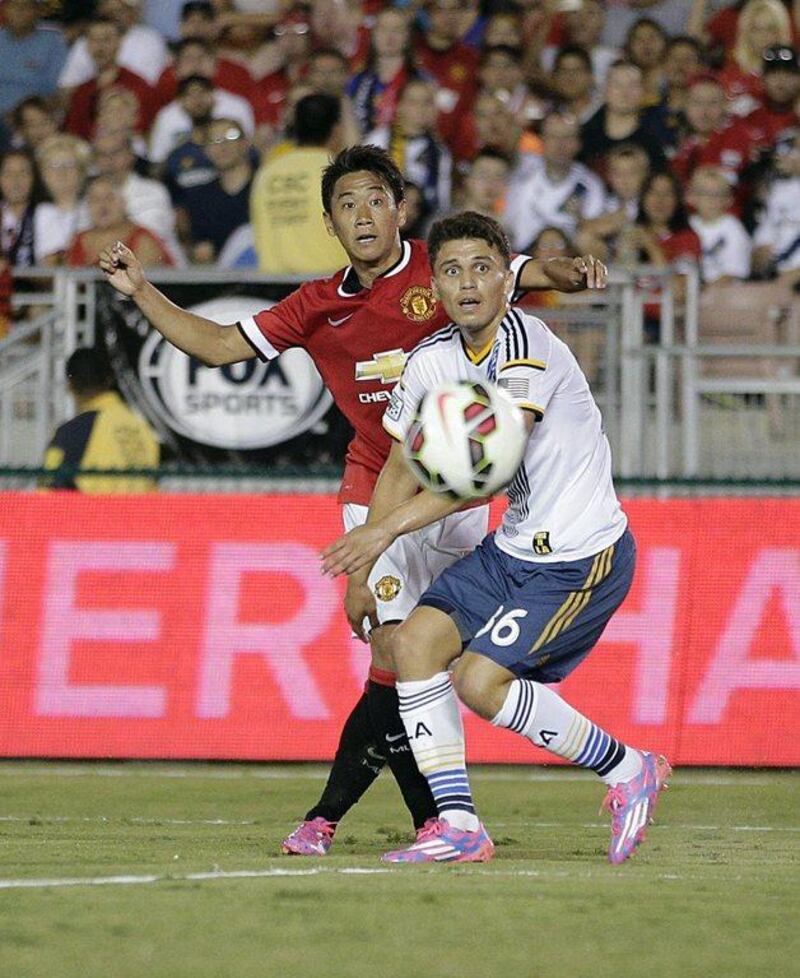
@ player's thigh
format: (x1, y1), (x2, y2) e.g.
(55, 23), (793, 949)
(467, 530), (637, 683)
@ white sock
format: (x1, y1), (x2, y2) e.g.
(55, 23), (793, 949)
(492, 679), (643, 785)
(396, 673), (480, 831)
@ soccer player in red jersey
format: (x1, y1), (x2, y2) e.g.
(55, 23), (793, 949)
(99, 145), (606, 855)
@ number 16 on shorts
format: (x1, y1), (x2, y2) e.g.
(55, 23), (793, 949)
(476, 605), (529, 647)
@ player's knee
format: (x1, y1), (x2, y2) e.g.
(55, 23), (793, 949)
(389, 621), (431, 675)
(369, 624), (397, 671)
(451, 657), (499, 719)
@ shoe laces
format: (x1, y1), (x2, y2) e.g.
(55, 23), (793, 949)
(416, 818), (445, 841)
(304, 817), (335, 840)
(601, 786), (627, 817)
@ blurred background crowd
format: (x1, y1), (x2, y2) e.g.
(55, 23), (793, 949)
(0, 0), (798, 341)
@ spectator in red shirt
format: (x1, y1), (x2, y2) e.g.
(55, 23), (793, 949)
(717, 0), (794, 115)
(65, 16), (155, 141)
(737, 44), (800, 151)
(670, 73), (731, 184)
(153, 37), (255, 113)
(251, 6), (313, 136)
(66, 174), (172, 268)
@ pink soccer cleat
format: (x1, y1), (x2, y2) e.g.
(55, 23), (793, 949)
(602, 751), (672, 864)
(281, 817), (336, 856)
(381, 818), (495, 864)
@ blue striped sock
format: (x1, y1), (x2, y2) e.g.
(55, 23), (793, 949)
(492, 679), (641, 785)
(397, 673), (479, 830)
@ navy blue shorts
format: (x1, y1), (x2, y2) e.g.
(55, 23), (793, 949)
(418, 529), (636, 683)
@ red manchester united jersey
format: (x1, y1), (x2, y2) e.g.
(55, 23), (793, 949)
(238, 239), (530, 504)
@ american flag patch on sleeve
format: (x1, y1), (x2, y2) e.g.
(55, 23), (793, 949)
(498, 376), (530, 401)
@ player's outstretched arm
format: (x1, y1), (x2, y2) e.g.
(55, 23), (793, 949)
(321, 443), (461, 580)
(519, 255), (607, 293)
(98, 242), (256, 367)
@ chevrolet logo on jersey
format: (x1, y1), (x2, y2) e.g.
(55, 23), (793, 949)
(355, 348), (408, 384)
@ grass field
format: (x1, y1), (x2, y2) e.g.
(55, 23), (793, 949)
(0, 762), (797, 978)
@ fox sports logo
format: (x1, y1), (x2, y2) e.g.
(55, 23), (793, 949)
(138, 297), (332, 449)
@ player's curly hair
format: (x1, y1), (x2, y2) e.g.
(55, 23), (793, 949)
(321, 145), (405, 214)
(427, 212), (511, 268)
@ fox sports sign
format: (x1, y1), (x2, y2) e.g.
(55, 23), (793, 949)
(138, 297), (331, 450)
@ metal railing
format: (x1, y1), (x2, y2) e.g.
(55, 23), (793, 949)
(1, 264), (798, 486)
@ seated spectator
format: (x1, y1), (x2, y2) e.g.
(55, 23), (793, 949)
(33, 134), (91, 265)
(624, 17), (668, 107)
(580, 61), (669, 178)
(179, 1), (219, 45)
(577, 142), (650, 261)
(478, 44), (547, 131)
(152, 37), (255, 113)
(41, 346), (159, 494)
(306, 48), (361, 149)
(687, 165), (752, 282)
(348, 7), (416, 136)
(250, 93), (347, 276)
(455, 87), (542, 174)
(178, 118), (254, 263)
(549, 45), (602, 124)
(399, 180), (433, 240)
(250, 6), (314, 142)
(669, 72), (761, 201)
(367, 78), (452, 217)
(58, 0), (169, 89)
(752, 131), (800, 285)
(661, 35), (704, 124)
(92, 130), (183, 265)
(0, 0), (67, 117)
(520, 225), (578, 310)
(618, 170), (701, 338)
(11, 96), (59, 154)
(454, 148), (510, 219)
(539, 0), (619, 89)
(503, 110), (605, 252)
(482, 11), (523, 50)
(0, 149), (38, 268)
(64, 16), (156, 142)
(309, 0), (371, 74)
(717, 0), (794, 116)
(93, 87), (149, 160)
(66, 175), (172, 268)
(731, 45), (800, 169)
(414, 0), (479, 115)
(149, 74), (254, 166)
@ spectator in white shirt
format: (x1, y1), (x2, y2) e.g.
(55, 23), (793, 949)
(687, 165), (752, 283)
(149, 74), (254, 165)
(93, 130), (184, 265)
(59, 0), (169, 89)
(577, 142), (650, 260)
(753, 132), (800, 285)
(502, 109), (605, 252)
(33, 134), (91, 265)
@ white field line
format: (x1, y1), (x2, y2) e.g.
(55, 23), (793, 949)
(0, 765), (792, 787)
(0, 814), (797, 832)
(0, 865), (716, 891)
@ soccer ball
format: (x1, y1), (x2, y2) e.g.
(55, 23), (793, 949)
(403, 381), (527, 499)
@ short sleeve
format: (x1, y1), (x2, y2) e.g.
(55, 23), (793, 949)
(237, 287), (309, 361)
(496, 311), (560, 420)
(510, 253), (532, 300)
(382, 352), (430, 443)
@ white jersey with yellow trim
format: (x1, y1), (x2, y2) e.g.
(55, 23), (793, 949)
(383, 306), (627, 563)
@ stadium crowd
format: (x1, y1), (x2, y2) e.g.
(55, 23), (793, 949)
(0, 0), (799, 342)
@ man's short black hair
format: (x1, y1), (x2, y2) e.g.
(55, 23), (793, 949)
(177, 73), (214, 96)
(181, 0), (214, 20)
(66, 347), (114, 395)
(428, 211), (511, 269)
(293, 93), (341, 147)
(321, 144), (405, 213)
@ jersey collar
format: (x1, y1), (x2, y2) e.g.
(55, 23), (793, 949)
(337, 239), (412, 297)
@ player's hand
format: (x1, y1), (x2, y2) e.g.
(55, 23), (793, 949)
(344, 578), (379, 643)
(545, 255), (607, 292)
(321, 525), (394, 578)
(98, 241), (146, 297)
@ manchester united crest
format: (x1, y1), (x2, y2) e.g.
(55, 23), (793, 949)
(400, 286), (437, 322)
(375, 575), (402, 602)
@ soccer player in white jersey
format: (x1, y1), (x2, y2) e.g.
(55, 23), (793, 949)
(323, 212), (671, 864)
